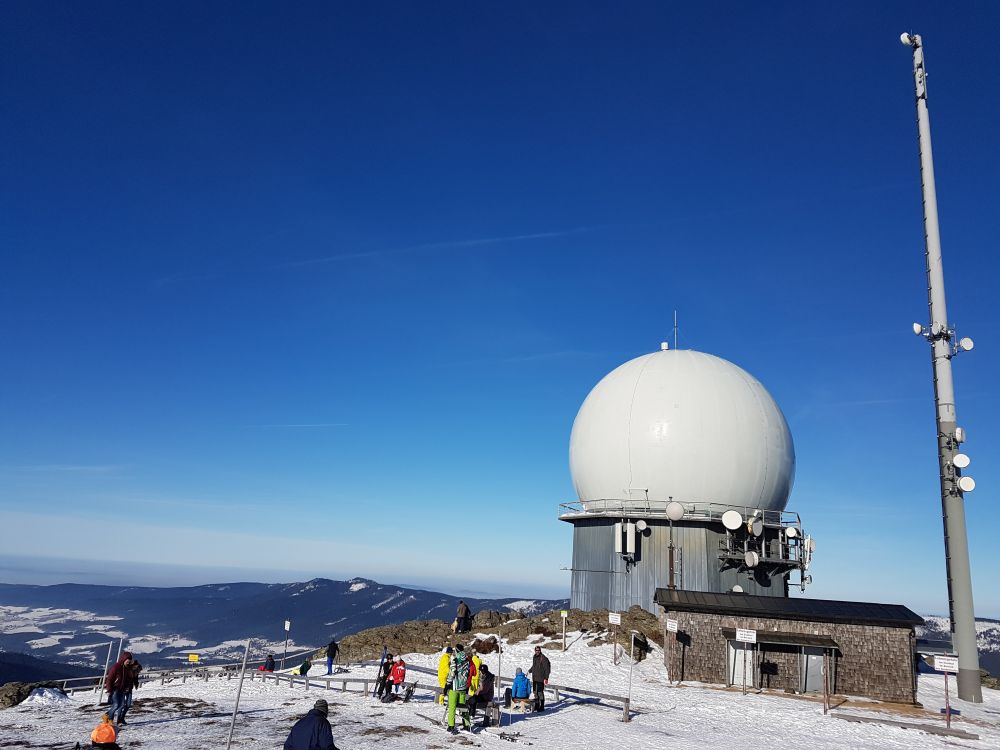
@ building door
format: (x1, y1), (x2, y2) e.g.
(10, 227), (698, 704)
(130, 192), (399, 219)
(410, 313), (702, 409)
(801, 647), (825, 693)
(728, 641), (753, 687)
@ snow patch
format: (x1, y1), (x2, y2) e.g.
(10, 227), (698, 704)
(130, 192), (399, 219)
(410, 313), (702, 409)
(349, 582), (369, 592)
(21, 688), (70, 706)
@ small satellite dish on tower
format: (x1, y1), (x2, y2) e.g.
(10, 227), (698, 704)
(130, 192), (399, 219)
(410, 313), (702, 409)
(749, 518), (764, 537)
(732, 585), (744, 593)
(635, 520), (648, 532)
(785, 526), (798, 539)
(744, 551), (759, 568)
(722, 510), (743, 531)
(953, 453), (971, 469)
(666, 501), (685, 521)
(958, 476), (976, 492)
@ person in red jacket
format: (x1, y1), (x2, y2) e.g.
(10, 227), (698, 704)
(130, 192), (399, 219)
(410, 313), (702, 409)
(104, 651), (133, 727)
(389, 655), (406, 696)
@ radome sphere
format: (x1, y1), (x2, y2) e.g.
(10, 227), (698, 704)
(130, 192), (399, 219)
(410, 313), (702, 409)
(569, 349), (795, 511)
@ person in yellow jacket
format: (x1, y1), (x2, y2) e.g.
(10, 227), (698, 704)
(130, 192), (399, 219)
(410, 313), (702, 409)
(91, 713), (119, 748)
(437, 646), (453, 704)
(468, 652), (482, 695)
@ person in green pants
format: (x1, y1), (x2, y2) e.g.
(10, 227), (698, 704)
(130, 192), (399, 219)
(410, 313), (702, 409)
(446, 646), (472, 733)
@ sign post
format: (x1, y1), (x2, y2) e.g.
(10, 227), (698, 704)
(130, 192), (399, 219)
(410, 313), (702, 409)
(936, 654), (959, 729)
(666, 619), (678, 684)
(561, 610), (568, 652)
(624, 631), (637, 723)
(98, 641), (114, 703)
(736, 628), (757, 696)
(609, 612), (621, 664)
(188, 653), (200, 664)
(281, 620), (291, 670)
(225, 639), (252, 750)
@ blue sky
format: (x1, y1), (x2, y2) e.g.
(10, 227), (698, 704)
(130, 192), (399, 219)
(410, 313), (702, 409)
(1, 2), (998, 615)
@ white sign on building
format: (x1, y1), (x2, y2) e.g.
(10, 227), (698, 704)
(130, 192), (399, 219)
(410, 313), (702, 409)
(666, 619), (678, 633)
(735, 628), (757, 644)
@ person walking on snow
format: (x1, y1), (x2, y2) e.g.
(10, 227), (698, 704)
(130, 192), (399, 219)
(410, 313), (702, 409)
(446, 647), (472, 733)
(437, 646), (453, 704)
(390, 655), (407, 696)
(325, 639), (340, 675)
(119, 659), (141, 726)
(104, 651), (133, 727)
(283, 699), (338, 750)
(528, 646), (551, 712)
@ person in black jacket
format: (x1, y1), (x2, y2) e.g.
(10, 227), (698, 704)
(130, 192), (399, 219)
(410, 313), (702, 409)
(284, 699), (337, 750)
(528, 646), (551, 712)
(375, 653), (394, 699)
(325, 639), (340, 675)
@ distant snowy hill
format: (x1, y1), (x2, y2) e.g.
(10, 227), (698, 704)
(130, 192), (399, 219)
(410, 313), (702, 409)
(917, 615), (1000, 676)
(0, 578), (567, 670)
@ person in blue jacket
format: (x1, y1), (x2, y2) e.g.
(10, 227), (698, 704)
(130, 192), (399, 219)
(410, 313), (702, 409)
(284, 699), (338, 750)
(511, 667), (532, 700)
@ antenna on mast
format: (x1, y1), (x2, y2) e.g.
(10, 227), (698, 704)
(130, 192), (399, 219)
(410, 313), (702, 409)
(673, 310), (678, 351)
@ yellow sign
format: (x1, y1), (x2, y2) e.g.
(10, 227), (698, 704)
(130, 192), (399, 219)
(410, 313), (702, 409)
(188, 653), (200, 663)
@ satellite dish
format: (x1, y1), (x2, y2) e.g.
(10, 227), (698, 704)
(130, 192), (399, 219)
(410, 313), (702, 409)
(955, 427), (966, 443)
(785, 526), (798, 539)
(953, 453), (970, 469)
(744, 551), (759, 568)
(808, 538), (817, 552)
(958, 476), (976, 492)
(959, 337), (974, 352)
(912, 322), (923, 335)
(750, 518), (764, 537)
(722, 510), (744, 531)
(666, 501), (685, 521)
(731, 585), (744, 593)
(635, 520), (648, 532)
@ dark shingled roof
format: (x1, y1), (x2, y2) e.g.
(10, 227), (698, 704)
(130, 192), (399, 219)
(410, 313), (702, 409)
(654, 589), (923, 628)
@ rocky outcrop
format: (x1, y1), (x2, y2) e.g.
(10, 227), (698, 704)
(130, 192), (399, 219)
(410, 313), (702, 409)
(0, 681), (65, 709)
(324, 605), (662, 663)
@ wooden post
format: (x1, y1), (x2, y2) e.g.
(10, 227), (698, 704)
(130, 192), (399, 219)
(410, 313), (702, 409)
(622, 697), (630, 722)
(944, 672), (951, 729)
(822, 651), (829, 714)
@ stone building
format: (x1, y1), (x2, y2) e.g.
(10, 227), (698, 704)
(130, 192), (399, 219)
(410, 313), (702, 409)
(654, 589), (923, 704)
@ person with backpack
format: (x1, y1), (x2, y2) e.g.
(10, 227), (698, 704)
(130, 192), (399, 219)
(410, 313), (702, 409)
(456, 601), (472, 633)
(263, 654), (276, 672)
(296, 657), (312, 677)
(446, 646), (472, 733)
(325, 639), (340, 675)
(389, 655), (407, 696)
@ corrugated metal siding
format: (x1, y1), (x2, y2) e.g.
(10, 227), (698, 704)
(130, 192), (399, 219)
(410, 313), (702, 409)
(570, 518), (786, 613)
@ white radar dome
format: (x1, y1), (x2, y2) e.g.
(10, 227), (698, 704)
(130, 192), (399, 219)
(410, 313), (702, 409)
(569, 349), (795, 511)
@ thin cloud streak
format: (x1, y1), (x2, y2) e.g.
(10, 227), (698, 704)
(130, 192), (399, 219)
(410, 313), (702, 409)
(274, 227), (593, 269)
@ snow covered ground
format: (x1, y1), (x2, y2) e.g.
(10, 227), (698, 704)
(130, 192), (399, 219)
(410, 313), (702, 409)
(3, 630), (998, 749)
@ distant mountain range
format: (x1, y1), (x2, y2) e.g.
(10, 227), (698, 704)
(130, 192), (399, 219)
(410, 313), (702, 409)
(0, 577), (567, 673)
(917, 615), (1000, 677)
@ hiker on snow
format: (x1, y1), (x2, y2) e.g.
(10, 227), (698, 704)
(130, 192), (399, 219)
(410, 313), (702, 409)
(104, 651), (133, 727)
(389, 655), (407, 696)
(90, 713), (120, 749)
(284, 699), (338, 750)
(437, 646), (453, 704)
(528, 646), (552, 712)
(455, 600), (472, 633)
(325, 639), (339, 675)
(119, 659), (141, 726)
(375, 653), (393, 699)
(446, 646), (472, 733)
(264, 654), (276, 672)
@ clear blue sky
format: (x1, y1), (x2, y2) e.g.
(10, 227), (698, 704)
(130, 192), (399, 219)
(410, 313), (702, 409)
(1, 2), (998, 615)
